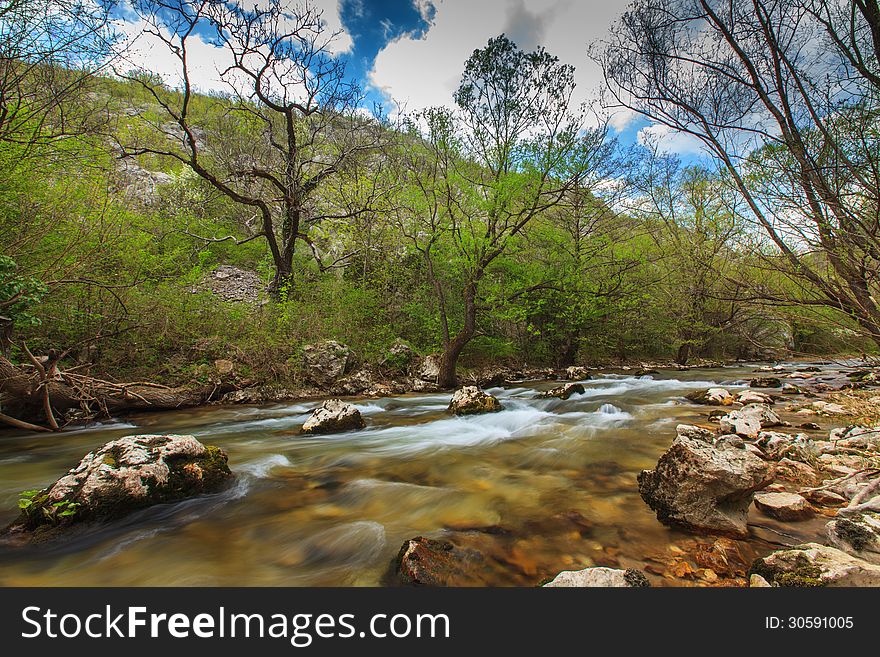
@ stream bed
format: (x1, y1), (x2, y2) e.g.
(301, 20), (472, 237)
(0, 364), (845, 586)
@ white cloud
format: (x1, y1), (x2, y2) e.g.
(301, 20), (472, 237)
(369, 0), (632, 117)
(637, 123), (707, 156)
(116, 0), (351, 94)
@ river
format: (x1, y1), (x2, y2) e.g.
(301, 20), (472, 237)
(0, 363), (843, 586)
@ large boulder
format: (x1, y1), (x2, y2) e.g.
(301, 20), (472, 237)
(301, 400), (365, 434)
(543, 567), (650, 588)
(539, 383), (585, 400)
(826, 513), (880, 565)
(686, 388), (733, 405)
(390, 537), (490, 586)
(753, 492), (814, 521)
(638, 434), (773, 537)
(749, 543), (880, 586)
(4, 435), (232, 542)
(301, 340), (354, 386)
(448, 386), (502, 415)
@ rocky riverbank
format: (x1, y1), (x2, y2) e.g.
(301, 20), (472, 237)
(2, 355), (879, 587)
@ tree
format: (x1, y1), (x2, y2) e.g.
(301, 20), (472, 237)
(396, 35), (584, 387)
(596, 0), (880, 348)
(0, 0), (116, 150)
(121, 0), (386, 295)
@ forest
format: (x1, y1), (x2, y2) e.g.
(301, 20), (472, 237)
(2, 0), (878, 425)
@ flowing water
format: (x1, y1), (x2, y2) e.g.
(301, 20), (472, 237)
(0, 364), (845, 586)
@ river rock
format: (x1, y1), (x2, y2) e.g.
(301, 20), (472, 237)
(774, 458), (821, 485)
(830, 426), (880, 451)
(750, 377), (783, 388)
(539, 383), (585, 400)
(448, 386), (502, 415)
(301, 340), (354, 386)
(802, 488), (847, 506)
(781, 383), (802, 394)
(749, 543), (880, 586)
(810, 401), (847, 415)
(391, 537), (489, 586)
(3, 435), (232, 541)
(675, 424), (715, 442)
(543, 567), (650, 587)
(565, 366), (592, 381)
(737, 390), (774, 405)
(301, 400), (365, 434)
(637, 434), (773, 537)
(753, 492), (814, 521)
(749, 574), (772, 587)
(826, 513), (880, 565)
(719, 404), (783, 439)
(755, 431), (793, 457)
(686, 388), (733, 405)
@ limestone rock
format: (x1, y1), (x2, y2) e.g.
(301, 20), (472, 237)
(4, 435), (232, 541)
(448, 386), (503, 416)
(543, 567), (650, 588)
(301, 400), (365, 434)
(301, 340), (354, 386)
(826, 513), (880, 565)
(539, 383), (586, 400)
(750, 543), (880, 586)
(686, 388), (733, 405)
(565, 366), (592, 381)
(719, 404), (783, 439)
(638, 434), (773, 537)
(753, 492), (814, 521)
(750, 377), (783, 388)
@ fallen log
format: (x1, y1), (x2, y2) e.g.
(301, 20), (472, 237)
(0, 355), (233, 432)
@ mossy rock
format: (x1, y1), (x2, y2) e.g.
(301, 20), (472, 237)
(3, 435), (234, 543)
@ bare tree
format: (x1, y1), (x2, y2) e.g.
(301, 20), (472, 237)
(121, 0), (387, 295)
(596, 0), (880, 346)
(0, 0), (116, 151)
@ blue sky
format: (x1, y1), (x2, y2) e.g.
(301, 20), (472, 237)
(116, 0), (708, 158)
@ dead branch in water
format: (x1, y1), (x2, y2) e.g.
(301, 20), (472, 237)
(0, 349), (233, 433)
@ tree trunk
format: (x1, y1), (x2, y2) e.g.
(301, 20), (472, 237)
(437, 283), (478, 389)
(676, 342), (691, 366)
(559, 329), (580, 367)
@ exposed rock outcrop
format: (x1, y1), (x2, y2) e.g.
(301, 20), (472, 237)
(301, 340), (354, 386)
